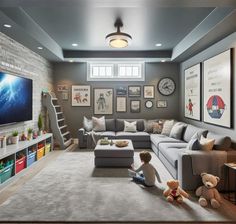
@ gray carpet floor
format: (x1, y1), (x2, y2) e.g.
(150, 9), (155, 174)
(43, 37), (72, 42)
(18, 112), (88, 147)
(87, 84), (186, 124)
(0, 149), (235, 222)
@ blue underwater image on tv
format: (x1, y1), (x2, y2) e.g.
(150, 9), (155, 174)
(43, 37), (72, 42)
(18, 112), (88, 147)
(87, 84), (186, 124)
(0, 72), (32, 125)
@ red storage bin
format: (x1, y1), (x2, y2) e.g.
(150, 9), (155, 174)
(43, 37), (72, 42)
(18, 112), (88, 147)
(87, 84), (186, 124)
(15, 156), (26, 174)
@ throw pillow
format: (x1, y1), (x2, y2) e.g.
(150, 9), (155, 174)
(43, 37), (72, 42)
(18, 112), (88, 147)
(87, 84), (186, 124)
(169, 122), (186, 140)
(161, 120), (175, 136)
(186, 138), (200, 150)
(199, 135), (215, 151)
(144, 120), (156, 133)
(83, 116), (93, 132)
(124, 120), (137, 132)
(92, 116), (106, 132)
(153, 122), (164, 134)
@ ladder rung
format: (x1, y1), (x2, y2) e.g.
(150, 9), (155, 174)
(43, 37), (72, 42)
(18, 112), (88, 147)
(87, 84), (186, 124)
(57, 112), (63, 115)
(62, 131), (70, 137)
(55, 105), (60, 108)
(58, 118), (64, 122)
(60, 125), (67, 129)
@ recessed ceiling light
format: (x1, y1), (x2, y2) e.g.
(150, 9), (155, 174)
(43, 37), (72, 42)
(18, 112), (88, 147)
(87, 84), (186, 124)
(155, 43), (162, 47)
(161, 59), (166, 62)
(72, 43), (78, 47)
(37, 46), (43, 50)
(3, 24), (12, 28)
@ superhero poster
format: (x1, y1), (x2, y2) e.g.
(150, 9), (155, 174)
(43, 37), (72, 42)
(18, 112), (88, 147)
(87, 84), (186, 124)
(72, 85), (91, 106)
(184, 63), (201, 121)
(94, 88), (113, 115)
(203, 49), (232, 128)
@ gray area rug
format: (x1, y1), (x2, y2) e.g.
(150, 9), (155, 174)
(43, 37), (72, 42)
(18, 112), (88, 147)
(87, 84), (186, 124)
(0, 149), (235, 222)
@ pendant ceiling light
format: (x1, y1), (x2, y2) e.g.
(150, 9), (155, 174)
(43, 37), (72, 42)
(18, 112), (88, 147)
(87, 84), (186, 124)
(106, 19), (132, 48)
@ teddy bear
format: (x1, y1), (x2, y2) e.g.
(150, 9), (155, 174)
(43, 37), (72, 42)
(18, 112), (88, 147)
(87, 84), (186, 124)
(195, 172), (222, 208)
(163, 179), (189, 203)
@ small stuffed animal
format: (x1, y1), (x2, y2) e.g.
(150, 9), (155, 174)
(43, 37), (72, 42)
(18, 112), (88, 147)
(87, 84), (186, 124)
(163, 179), (189, 203)
(195, 172), (222, 208)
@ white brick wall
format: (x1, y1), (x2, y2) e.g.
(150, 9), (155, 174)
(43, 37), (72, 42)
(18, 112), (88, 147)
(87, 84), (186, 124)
(0, 32), (53, 137)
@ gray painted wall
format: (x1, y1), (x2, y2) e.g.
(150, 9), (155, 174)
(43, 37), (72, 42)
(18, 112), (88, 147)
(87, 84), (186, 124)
(53, 62), (180, 137)
(0, 32), (53, 137)
(180, 32), (236, 146)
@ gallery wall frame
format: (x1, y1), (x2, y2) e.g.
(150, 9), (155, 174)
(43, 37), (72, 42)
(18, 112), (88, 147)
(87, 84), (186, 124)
(144, 85), (155, 99)
(156, 100), (168, 108)
(93, 88), (113, 115)
(116, 96), (127, 112)
(116, 87), (127, 96)
(128, 86), (141, 97)
(130, 100), (141, 113)
(203, 49), (233, 128)
(184, 63), (202, 121)
(71, 85), (91, 106)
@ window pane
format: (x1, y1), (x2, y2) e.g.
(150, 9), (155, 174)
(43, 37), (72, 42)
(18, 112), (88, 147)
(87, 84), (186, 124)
(132, 67), (139, 77)
(106, 67), (112, 77)
(119, 67), (126, 76)
(99, 67), (105, 76)
(92, 67), (99, 77)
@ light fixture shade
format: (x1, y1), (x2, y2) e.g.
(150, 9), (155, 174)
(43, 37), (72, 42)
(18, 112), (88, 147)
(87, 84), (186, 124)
(106, 24), (132, 48)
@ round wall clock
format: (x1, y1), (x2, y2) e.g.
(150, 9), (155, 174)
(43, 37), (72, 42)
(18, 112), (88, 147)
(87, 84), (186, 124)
(145, 100), (153, 109)
(157, 77), (176, 96)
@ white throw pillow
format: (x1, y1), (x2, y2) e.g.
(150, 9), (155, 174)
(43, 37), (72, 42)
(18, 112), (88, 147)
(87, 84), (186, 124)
(83, 116), (93, 132)
(124, 121), (137, 132)
(161, 120), (175, 136)
(199, 135), (215, 151)
(92, 116), (106, 132)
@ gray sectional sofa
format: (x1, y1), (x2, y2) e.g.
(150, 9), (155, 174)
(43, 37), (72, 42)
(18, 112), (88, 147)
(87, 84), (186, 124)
(78, 118), (236, 190)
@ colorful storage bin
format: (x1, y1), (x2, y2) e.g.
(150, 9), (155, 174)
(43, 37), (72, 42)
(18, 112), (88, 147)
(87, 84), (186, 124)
(27, 151), (36, 167)
(37, 147), (44, 160)
(16, 156), (26, 174)
(44, 144), (51, 155)
(0, 164), (14, 183)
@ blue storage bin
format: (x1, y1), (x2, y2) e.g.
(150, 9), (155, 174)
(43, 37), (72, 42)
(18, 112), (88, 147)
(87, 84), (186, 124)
(0, 164), (14, 184)
(27, 151), (36, 167)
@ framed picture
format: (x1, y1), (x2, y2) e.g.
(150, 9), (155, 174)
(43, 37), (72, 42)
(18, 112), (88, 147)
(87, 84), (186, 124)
(72, 85), (91, 106)
(94, 88), (113, 115)
(144, 85), (155, 98)
(128, 86), (141, 97)
(184, 63), (201, 121)
(157, 100), (167, 108)
(130, 100), (141, 113)
(145, 100), (153, 109)
(116, 97), (127, 112)
(62, 91), (69, 100)
(57, 85), (68, 92)
(116, 87), (127, 96)
(203, 49), (232, 128)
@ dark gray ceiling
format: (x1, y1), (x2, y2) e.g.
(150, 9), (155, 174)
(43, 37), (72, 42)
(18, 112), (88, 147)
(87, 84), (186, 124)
(0, 0), (236, 62)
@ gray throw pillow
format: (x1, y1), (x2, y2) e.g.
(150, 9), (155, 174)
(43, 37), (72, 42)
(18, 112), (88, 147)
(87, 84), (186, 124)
(92, 116), (106, 132)
(124, 121), (137, 132)
(169, 122), (186, 140)
(186, 138), (199, 150)
(144, 120), (156, 133)
(83, 116), (93, 132)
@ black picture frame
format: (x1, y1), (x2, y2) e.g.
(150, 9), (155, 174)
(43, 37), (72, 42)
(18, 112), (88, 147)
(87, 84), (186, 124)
(130, 100), (141, 113)
(156, 100), (168, 108)
(128, 85), (141, 97)
(116, 87), (127, 96)
(144, 85), (155, 99)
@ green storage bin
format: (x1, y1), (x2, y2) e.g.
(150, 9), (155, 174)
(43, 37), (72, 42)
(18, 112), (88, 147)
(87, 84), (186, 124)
(0, 164), (14, 184)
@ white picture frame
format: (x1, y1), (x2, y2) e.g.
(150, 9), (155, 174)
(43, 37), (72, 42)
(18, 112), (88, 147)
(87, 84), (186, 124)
(116, 96), (127, 112)
(144, 85), (155, 99)
(184, 63), (201, 121)
(71, 85), (91, 106)
(94, 88), (113, 115)
(203, 49), (232, 128)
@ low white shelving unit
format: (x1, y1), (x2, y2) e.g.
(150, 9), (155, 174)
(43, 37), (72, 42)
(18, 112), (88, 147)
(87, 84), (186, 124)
(0, 133), (53, 184)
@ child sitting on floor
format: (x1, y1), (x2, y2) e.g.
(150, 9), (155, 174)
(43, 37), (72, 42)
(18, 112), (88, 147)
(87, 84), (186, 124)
(129, 150), (162, 187)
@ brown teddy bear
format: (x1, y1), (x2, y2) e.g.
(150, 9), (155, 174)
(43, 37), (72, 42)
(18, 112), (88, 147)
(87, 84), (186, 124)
(163, 179), (189, 203)
(195, 172), (222, 208)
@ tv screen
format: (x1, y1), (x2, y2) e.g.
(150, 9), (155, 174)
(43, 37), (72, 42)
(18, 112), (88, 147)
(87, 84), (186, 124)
(0, 71), (32, 125)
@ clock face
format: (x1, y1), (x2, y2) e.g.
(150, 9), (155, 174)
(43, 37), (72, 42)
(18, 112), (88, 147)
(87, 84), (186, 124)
(157, 78), (176, 96)
(145, 100), (153, 109)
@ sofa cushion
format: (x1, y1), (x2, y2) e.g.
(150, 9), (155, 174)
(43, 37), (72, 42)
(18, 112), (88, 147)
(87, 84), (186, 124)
(150, 134), (184, 148)
(159, 145), (186, 168)
(92, 116), (106, 131)
(159, 142), (188, 149)
(207, 132), (231, 150)
(124, 120), (137, 132)
(169, 122), (187, 140)
(116, 131), (150, 141)
(94, 131), (116, 138)
(183, 125), (208, 142)
(116, 119), (145, 132)
(105, 119), (116, 131)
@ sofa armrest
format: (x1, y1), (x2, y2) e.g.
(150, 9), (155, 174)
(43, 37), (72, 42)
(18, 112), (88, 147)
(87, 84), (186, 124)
(78, 128), (86, 148)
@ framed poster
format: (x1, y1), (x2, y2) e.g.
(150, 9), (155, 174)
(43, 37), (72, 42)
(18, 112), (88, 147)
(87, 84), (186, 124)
(184, 63), (201, 121)
(144, 85), (155, 98)
(116, 97), (127, 112)
(130, 100), (141, 113)
(62, 91), (69, 100)
(72, 85), (91, 106)
(203, 49), (232, 128)
(116, 87), (127, 95)
(128, 86), (141, 97)
(157, 100), (167, 108)
(94, 88), (113, 115)
(57, 85), (68, 92)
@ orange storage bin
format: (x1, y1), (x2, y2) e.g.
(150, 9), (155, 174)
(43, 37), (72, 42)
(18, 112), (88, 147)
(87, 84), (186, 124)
(37, 147), (44, 160)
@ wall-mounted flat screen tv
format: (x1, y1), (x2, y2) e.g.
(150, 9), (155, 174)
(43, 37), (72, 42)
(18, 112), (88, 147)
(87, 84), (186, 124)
(0, 71), (32, 125)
